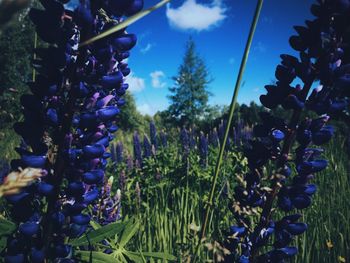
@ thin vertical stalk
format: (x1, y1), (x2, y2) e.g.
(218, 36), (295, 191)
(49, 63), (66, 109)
(32, 32), (37, 81)
(79, 0), (171, 47)
(192, 0), (263, 261)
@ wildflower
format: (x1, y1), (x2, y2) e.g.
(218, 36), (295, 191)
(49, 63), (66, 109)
(209, 128), (220, 148)
(116, 141), (124, 164)
(224, 0), (350, 261)
(3, 0), (144, 261)
(143, 134), (152, 158)
(180, 127), (190, 156)
(150, 121), (158, 150)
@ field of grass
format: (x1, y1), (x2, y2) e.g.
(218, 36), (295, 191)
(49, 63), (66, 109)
(293, 135), (350, 263)
(103, 126), (350, 262)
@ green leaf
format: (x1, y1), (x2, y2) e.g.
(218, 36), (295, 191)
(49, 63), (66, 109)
(79, 0), (170, 47)
(0, 217), (16, 236)
(69, 220), (128, 247)
(123, 251), (144, 263)
(75, 251), (116, 263)
(90, 220), (101, 230)
(119, 218), (140, 248)
(127, 251), (177, 261)
(0, 236), (7, 252)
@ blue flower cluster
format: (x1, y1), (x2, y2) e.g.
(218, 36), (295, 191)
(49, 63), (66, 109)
(4, 0), (143, 262)
(92, 176), (121, 225)
(225, 0), (350, 262)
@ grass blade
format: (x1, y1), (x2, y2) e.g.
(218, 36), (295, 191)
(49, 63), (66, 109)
(80, 0), (171, 47)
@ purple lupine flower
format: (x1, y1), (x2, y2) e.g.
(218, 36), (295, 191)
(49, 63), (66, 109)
(143, 134), (152, 158)
(218, 119), (231, 148)
(93, 177), (122, 225)
(4, 0), (144, 261)
(180, 127), (190, 156)
(116, 141), (124, 164)
(110, 142), (117, 164)
(150, 121), (157, 150)
(189, 127), (197, 150)
(119, 170), (126, 191)
(209, 128), (220, 148)
(234, 119), (245, 146)
(126, 154), (134, 171)
(133, 131), (142, 168)
(224, 1), (350, 262)
(241, 125), (253, 145)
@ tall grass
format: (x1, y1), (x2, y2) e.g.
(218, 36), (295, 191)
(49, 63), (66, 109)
(294, 135), (350, 263)
(110, 130), (249, 262)
(108, 125), (349, 262)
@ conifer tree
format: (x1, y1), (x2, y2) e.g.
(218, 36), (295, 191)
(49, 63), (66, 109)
(167, 37), (211, 126)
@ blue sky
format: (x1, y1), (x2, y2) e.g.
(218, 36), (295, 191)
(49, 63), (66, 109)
(125, 0), (316, 115)
(70, 0), (315, 115)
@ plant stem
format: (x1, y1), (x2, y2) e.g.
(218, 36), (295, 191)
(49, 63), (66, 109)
(79, 0), (171, 47)
(43, 86), (77, 249)
(191, 1), (263, 261)
(32, 32), (37, 82)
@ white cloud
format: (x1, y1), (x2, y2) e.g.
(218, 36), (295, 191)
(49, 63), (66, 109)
(166, 0), (227, 31)
(140, 43), (153, 54)
(125, 72), (145, 93)
(150, 70), (167, 88)
(137, 103), (154, 116)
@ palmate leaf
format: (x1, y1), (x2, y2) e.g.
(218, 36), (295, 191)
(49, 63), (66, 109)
(69, 220), (129, 246)
(79, 0), (171, 47)
(0, 216), (16, 236)
(75, 251), (117, 263)
(126, 251), (177, 261)
(90, 220), (101, 230)
(119, 218), (140, 248)
(123, 251), (145, 263)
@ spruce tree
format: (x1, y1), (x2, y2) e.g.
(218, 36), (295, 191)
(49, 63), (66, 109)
(167, 38), (211, 126)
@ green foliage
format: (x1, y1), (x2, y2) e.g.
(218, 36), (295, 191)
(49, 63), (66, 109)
(74, 217), (176, 262)
(0, 216), (16, 253)
(114, 133), (249, 261)
(293, 135), (350, 263)
(117, 91), (144, 131)
(0, 11), (34, 129)
(0, 216), (16, 235)
(0, 0), (29, 30)
(0, 10), (34, 163)
(69, 220), (129, 247)
(166, 38), (211, 127)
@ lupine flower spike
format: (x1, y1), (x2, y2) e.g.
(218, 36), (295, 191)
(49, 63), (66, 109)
(224, 1), (350, 262)
(3, 0), (144, 261)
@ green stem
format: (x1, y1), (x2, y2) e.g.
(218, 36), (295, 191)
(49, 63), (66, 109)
(192, 0), (264, 261)
(79, 0), (171, 47)
(32, 32), (37, 81)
